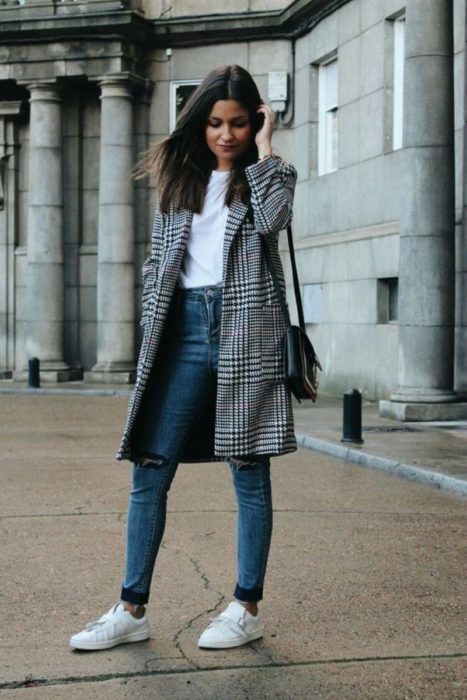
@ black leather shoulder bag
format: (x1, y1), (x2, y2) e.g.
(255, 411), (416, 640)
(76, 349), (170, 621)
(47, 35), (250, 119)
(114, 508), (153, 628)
(262, 227), (322, 403)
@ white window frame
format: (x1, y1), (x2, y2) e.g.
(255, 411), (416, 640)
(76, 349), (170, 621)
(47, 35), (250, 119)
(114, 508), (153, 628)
(393, 16), (405, 150)
(169, 80), (202, 133)
(318, 56), (338, 175)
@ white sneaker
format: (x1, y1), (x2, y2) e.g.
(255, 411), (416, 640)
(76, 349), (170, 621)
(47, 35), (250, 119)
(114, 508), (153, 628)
(197, 601), (263, 649)
(69, 603), (150, 651)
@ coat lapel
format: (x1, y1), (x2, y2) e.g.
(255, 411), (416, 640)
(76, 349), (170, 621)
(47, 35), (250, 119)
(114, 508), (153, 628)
(222, 198), (248, 282)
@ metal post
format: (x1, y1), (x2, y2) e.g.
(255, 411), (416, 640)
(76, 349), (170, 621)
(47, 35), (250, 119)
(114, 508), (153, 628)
(341, 388), (364, 444)
(28, 357), (40, 388)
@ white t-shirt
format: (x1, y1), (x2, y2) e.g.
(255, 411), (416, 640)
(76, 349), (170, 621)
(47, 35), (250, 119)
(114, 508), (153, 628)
(178, 170), (229, 289)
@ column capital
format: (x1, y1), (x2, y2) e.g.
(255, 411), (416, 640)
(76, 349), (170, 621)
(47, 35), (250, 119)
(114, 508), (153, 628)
(95, 73), (150, 100)
(19, 81), (62, 103)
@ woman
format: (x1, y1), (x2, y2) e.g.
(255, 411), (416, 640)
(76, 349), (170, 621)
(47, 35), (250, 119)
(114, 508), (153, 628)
(70, 65), (297, 652)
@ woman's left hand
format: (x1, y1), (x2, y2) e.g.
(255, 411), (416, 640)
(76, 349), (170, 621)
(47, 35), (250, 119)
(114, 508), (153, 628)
(255, 104), (275, 158)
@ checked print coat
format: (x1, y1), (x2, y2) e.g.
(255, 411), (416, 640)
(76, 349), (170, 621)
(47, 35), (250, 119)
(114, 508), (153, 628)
(117, 155), (298, 463)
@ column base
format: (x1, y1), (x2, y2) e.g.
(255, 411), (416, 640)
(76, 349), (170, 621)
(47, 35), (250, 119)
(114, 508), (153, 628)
(13, 361), (79, 383)
(84, 362), (135, 384)
(379, 400), (467, 422)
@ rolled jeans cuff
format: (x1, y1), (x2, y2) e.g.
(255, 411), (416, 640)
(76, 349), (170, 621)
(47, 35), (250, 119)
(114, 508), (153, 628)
(234, 583), (263, 603)
(121, 586), (149, 606)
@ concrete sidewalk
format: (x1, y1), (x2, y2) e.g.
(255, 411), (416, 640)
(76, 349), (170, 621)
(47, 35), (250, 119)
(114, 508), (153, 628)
(0, 394), (465, 698)
(1, 381), (466, 495)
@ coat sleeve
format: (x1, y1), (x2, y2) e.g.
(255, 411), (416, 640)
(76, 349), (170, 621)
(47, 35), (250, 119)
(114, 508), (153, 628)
(140, 204), (164, 328)
(244, 155), (297, 238)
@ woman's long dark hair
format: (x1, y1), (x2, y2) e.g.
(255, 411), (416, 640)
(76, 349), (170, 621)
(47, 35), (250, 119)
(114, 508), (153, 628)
(136, 65), (263, 213)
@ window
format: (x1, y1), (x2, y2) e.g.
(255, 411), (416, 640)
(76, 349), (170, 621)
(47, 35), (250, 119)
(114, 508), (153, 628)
(318, 57), (338, 175)
(392, 16), (405, 150)
(169, 80), (201, 132)
(377, 278), (399, 323)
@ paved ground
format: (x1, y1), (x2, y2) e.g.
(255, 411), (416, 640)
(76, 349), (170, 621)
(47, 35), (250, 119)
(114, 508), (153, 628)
(0, 393), (465, 698)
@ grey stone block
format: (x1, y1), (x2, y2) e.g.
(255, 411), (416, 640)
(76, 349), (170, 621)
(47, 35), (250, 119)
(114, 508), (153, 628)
(359, 89), (384, 161)
(64, 244), (79, 287)
(293, 123), (311, 181)
(294, 65), (311, 128)
(398, 236), (454, 327)
(360, 22), (385, 96)
(98, 150), (133, 205)
(27, 207), (63, 263)
(83, 98), (101, 137)
(148, 80), (170, 136)
(79, 286), (97, 323)
(97, 205), (134, 262)
(82, 137), (100, 190)
(338, 37), (360, 107)
(249, 39), (291, 74)
(308, 172), (338, 235)
(360, 0), (384, 32)
(405, 0), (453, 58)
(291, 180), (309, 238)
(81, 190), (98, 246)
(454, 326), (467, 394)
(396, 325), (454, 391)
(170, 44), (248, 81)
(100, 102), (133, 148)
(27, 263), (64, 322)
(30, 102), (62, 150)
(337, 0), (360, 45)
(359, 154), (398, 227)
(400, 147), (454, 239)
(371, 234), (399, 279)
(295, 34), (310, 71)
(309, 12), (338, 63)
(94, 321), (135, 364)
(79, 253), (97, 288)
(97, 264), (134, 323)
(65, 286), (78, 321)
(453, 0), (465, 54)
(337, 164), (361, 231)
(79, 321), (97, 371)
(404, 56), (454, 147)
(379, 400), (467, 421)
(453, 51), (464, 133)
(28, 149), (62, 207)
(338, 100), (360, 168)
(324, 278), (377, 324)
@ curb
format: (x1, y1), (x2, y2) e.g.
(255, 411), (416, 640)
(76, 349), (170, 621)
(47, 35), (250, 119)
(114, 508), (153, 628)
(0, 387), (132, 397)
(296, 433), (467, 498)
(1, 388), (465, 497)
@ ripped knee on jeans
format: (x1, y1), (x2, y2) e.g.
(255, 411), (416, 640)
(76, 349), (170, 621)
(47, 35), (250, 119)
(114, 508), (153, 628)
(136, 455), (168, 469)
(229, 455), (263, 470)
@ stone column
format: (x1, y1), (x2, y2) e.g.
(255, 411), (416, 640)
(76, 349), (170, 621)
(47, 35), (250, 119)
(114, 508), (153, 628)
(86, 77), (135, 383)
(24, 83), (71, 382)
(380, 0), (466, 420)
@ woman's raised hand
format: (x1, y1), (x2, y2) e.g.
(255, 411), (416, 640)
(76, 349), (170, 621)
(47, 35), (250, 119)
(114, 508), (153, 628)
(255, 104), (275, 159)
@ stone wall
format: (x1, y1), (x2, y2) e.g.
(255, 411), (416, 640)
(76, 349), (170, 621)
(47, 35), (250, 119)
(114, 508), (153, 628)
(0, 0), (464, 402)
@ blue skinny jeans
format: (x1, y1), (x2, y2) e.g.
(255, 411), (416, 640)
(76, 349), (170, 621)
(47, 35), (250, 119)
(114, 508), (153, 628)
(121, 284), (273, 606)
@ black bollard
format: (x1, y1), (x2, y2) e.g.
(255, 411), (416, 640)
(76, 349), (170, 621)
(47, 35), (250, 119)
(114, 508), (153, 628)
(341, 388), (364, 444)
(28, 357), (40, 388)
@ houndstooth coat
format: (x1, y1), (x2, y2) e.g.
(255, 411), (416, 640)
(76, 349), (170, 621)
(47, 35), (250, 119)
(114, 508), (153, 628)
(117, 155), (298, 463)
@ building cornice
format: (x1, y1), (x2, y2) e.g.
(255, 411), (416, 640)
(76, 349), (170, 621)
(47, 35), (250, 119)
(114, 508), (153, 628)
(0, 0), (352, 45)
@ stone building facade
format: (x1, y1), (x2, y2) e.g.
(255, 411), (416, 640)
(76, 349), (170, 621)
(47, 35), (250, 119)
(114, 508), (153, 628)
(0, 0), (465, 419)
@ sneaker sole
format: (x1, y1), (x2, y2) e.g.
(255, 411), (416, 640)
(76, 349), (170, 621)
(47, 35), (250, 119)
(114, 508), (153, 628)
(70, 628), (150, 651)
(197, 628), (263, 649)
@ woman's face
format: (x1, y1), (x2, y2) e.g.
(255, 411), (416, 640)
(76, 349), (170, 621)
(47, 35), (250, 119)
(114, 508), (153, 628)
(205, 99), (252, 170)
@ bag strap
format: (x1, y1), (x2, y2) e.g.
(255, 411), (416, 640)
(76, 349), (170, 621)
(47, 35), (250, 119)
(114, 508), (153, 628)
(261, 225), (306, 332)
